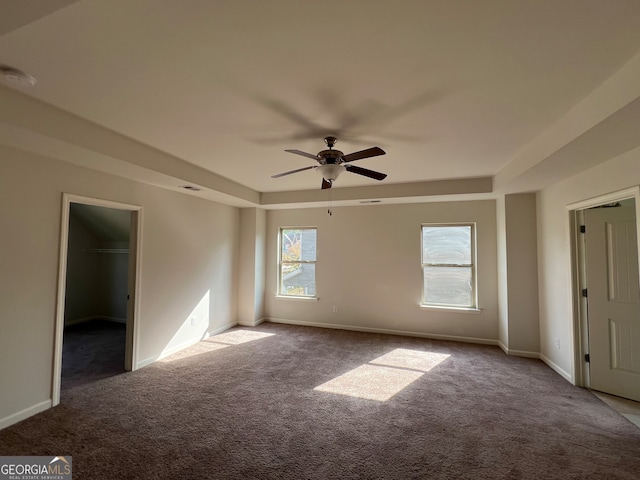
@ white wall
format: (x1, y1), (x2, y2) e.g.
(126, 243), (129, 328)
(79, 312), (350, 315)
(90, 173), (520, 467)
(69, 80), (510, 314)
(265, 200), (499, 342)
(537, 145), (640, 381)
(0, 146), (240, 426)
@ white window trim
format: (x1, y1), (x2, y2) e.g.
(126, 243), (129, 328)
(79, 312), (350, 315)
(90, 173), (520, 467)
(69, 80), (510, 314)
(274, 295), (319, 302)
(277, 227), (318, 298)
(420, 223), (477, 309)
(419, 305), (481, 314)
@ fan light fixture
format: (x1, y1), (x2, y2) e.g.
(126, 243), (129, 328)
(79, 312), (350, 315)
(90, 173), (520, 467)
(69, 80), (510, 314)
(316, 164), (346, 182)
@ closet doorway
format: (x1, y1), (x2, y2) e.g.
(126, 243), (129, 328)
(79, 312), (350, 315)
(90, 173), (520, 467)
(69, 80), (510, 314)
(53, 194), (142, 405)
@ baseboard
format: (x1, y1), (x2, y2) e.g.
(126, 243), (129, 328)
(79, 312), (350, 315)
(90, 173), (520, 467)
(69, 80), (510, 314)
(540, 353), (574, 383)
(137, 337), (202, 369)
(65, 315), (126, 326)
(102, 316), (127, 324)
(0, 399), (51, 431)
(266, 317), (499, 346)
(65, 316), (97, 326)
(237, 317), (266, 327)
(208, 321), (238, 336)
(136, 321), (237, 369)
(498, 341), (540, 359)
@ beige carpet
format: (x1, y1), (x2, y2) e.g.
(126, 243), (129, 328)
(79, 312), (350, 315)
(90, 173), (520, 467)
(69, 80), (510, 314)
(1, 322), (639, 479)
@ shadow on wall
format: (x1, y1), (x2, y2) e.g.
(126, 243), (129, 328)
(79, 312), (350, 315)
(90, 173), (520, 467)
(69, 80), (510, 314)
(133, 194), (239, 369)
(156, 290), (212, 360)
(138, 239), (238, 367)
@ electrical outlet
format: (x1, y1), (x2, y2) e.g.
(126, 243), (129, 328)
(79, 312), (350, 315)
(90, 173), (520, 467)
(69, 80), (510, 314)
(554, 337), (560, 350)
(332, 305), (338, 313)
(190, 316), (198, 326)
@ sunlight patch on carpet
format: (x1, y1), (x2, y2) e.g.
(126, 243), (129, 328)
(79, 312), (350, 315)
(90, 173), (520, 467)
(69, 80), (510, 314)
(314, 364), (423, 401)
(314, 349), (450, 401)
(370, 348), (450, 372)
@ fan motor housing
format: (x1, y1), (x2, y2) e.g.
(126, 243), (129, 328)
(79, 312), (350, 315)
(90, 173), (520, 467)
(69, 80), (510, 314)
(317, 149), (344, 164)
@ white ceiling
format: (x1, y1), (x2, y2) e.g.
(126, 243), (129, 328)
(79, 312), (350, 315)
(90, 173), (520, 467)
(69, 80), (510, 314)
(2, 1), (640, 206)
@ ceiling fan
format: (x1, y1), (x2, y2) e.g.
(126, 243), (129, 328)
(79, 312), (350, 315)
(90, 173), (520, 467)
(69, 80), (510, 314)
(271, 136), (387, 189)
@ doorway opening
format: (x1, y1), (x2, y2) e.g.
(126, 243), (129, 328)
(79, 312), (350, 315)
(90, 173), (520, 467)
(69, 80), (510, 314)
(568, 187), (640, 402)
(53, 194), (142, 406)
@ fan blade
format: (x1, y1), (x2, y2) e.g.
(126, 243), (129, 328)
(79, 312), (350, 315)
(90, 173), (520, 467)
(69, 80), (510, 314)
(345, 164), (387, 181)
(342, 146), (386, 163)
(321, 178), (332, 189)
(271, 165), (316, 178)
(285, 149), (322, 162)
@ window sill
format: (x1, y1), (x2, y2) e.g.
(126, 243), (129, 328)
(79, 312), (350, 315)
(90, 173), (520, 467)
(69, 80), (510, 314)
(275, 295), (319, 302)
(420, 305), (482, 314)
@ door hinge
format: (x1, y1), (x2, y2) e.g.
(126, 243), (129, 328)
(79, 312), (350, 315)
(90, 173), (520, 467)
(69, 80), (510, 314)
(580, 225), (586, 233)
(581, 288), (588, 298)
(585, 353), (590, 363)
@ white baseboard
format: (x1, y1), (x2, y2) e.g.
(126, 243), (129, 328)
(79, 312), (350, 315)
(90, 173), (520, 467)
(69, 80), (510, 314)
(237, 317), (266, 327)
(0, 399), (51, 431)
(208, 321), (238, 335)
(266, 317), (499, 346)
(136, 321), (237, 369)
(498, 341), (540, 359)
(540, 353), (574, 383)
(137, 337), (202, 369)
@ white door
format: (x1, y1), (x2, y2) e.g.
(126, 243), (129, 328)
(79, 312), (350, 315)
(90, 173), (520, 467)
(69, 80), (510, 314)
(585, 204), (640, 402)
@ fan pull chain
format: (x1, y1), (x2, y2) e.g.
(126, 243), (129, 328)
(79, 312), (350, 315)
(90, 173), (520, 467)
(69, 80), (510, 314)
(327, 183), (332, 216)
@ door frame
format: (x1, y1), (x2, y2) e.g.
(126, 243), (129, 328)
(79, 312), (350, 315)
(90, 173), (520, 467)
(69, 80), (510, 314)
(52, 193), (143, 406)
(567, 186), (640, 388)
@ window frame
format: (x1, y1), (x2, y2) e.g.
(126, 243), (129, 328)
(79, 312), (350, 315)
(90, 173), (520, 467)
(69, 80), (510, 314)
(277, 226), (318, 298)
(420, 223), (477, 309)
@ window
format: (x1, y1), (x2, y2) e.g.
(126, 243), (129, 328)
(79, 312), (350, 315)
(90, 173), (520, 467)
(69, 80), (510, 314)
(421, 224), (475, 308)
(278, 228), (317, 297)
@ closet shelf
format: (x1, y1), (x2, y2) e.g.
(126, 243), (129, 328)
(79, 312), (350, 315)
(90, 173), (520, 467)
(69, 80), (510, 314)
(84, 248), (129, 254)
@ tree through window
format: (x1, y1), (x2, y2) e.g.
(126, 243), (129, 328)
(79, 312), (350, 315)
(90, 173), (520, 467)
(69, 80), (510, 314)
(279, 228), (317, 297)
